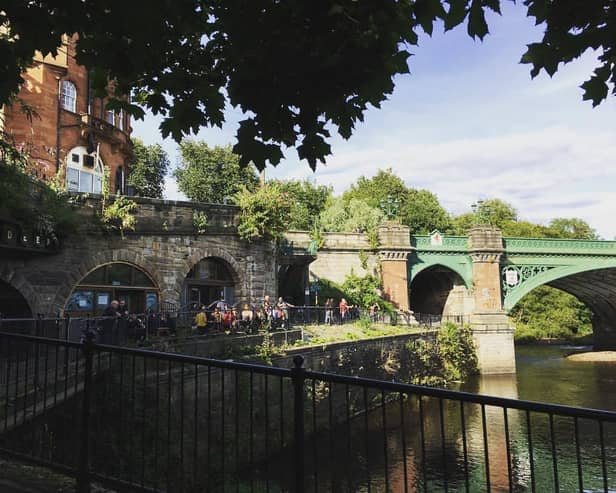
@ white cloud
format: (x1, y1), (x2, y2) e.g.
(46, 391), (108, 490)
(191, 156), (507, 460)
(300, 126), (616, 239)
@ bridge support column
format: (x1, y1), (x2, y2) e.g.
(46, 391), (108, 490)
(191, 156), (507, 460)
(469, 227), (516, 374)
(378, 223), (413, 311)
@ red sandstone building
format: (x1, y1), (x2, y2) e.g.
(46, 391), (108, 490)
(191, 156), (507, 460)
(0, 35), (133, 193)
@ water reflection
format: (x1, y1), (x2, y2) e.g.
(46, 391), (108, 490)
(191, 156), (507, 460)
(264, 345), (616, 492)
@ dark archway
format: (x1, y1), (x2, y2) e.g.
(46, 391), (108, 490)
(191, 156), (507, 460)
(183, 257), (237, 309)
(409, 265), (468, 316)
(0, 280), (33, 318)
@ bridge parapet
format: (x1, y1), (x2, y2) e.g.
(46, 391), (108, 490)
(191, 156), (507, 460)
(503, 237), (616, 256)
(411, 235), (468, 252)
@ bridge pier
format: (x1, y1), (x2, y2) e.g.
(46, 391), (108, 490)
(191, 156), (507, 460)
(469, 227), (516, 374)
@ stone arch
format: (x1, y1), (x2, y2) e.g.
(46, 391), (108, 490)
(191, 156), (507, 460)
(0, 271), (36, 317)
(177, 247), (246, 304)
(409, 264), (473, 317)
(52, 248), (162, 313)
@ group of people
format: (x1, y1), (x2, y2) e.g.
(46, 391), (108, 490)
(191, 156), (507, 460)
(192, 295), (295, 335)
(323, 297), (363, 324)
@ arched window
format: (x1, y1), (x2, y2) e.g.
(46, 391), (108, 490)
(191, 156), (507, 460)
(60, 80), (77, 112)
(65, 146), (104, 194)
(185, 258), (236, 308)
(65, 262), (159, 315)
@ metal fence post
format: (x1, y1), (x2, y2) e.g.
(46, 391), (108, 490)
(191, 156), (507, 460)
(77, 331), (95, 493)
(291, 355), (306, 493)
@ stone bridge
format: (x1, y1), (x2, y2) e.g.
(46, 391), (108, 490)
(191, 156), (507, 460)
(288, 224), (616, 374)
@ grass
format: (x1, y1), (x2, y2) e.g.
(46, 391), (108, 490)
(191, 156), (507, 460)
(297, 321), (427, 347)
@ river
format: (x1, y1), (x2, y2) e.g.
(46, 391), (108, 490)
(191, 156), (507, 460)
(263, 344), (616, 492)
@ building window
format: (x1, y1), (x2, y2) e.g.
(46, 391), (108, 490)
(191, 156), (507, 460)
(65, 262), (159, 315)
(106, 110), (115, 125)
(60, 81), (77, 112)
(65, 146), (104, 194)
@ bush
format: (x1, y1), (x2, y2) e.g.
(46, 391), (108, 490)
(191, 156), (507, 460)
(406, 323), (478, 386)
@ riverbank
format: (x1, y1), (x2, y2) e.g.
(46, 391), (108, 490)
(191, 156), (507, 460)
(566, 351), (616, 362)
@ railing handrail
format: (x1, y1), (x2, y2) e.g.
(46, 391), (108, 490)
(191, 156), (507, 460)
(2, 330), (614, 423)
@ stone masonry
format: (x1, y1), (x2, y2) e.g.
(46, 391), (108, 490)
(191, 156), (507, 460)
(0, 197), (277, 315)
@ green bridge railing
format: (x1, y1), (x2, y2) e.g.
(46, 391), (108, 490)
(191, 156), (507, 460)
(411, 235), (616, 256)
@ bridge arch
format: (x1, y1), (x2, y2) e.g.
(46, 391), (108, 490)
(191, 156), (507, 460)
(504, 259), (616, 349)
(409, 264), (473, 317)
(503, 260), (616, 310)
(0, 279), (34, 317)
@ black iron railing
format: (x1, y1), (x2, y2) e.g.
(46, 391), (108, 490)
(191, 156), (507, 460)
(1, 331), (614, 492)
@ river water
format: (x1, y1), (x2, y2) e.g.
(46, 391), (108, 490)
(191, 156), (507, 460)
(263, 344), (616, 492)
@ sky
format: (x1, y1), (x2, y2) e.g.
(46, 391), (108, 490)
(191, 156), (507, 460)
(133, 3), (616, 240)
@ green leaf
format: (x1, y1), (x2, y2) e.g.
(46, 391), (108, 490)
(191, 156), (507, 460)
(581, 70), (609, 107)
(467, 0), (489, 40)
(414, 0), (447, 36)
(445, 0), (469, 31)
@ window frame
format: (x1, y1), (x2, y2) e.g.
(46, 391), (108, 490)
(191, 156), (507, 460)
(60, 80), (77, 113)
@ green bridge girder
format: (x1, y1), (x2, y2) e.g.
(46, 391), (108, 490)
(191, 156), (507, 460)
(409, 235), (616, 311)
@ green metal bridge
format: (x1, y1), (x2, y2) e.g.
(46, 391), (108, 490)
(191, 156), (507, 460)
(409, 233), (616, 347)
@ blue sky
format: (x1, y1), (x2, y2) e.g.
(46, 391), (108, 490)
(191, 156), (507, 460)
(133, 3), (616, 239)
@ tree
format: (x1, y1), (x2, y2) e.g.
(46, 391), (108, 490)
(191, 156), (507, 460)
(2, 1), (613, 169)
(127, 139), (170, 199)
(236, 183), (292, 242)
(343, 169), (450, 233)
(402, 189), (451, 234)
(174, 142), (258, 204)
(343, 168), (408, 211)
(547, 218), (597, 240)
(271, 179), (332, 231)
(320, 197), (384, 234)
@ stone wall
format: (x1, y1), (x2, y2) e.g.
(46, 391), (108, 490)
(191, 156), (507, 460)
(284, 231), (378, 284)
(0, 198), (277, 315)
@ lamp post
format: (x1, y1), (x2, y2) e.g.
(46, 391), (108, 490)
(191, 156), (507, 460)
(379, 196), (400, 220)
(471, 199), (493, 226)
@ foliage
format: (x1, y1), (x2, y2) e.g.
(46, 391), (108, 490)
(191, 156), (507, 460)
(342, 169), (451, 234)
(546, 218), (597, 240)
(128, 138), (170, 199)
(192, 211), (208, 234)
(100, 196), (137, 238)
(402, 189), (451, 234)
(236, 183), (292, 242)
(174, 142), (258, 204)
(4, 2), (612, 170)
(406, 323), (478, 386)
(510, 286), (593, 343)
(320, 197), (384, 234)
(343, 168), (408, 211)
(0, 141), (78, 239)
(358, 250), (369, 271)
(271, 179), (332, 231)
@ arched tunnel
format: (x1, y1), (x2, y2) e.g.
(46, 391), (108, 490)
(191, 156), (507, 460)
(543, 268), (616, 350)
(409, 265), (473, 318)
(0, 280), (33, 318)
